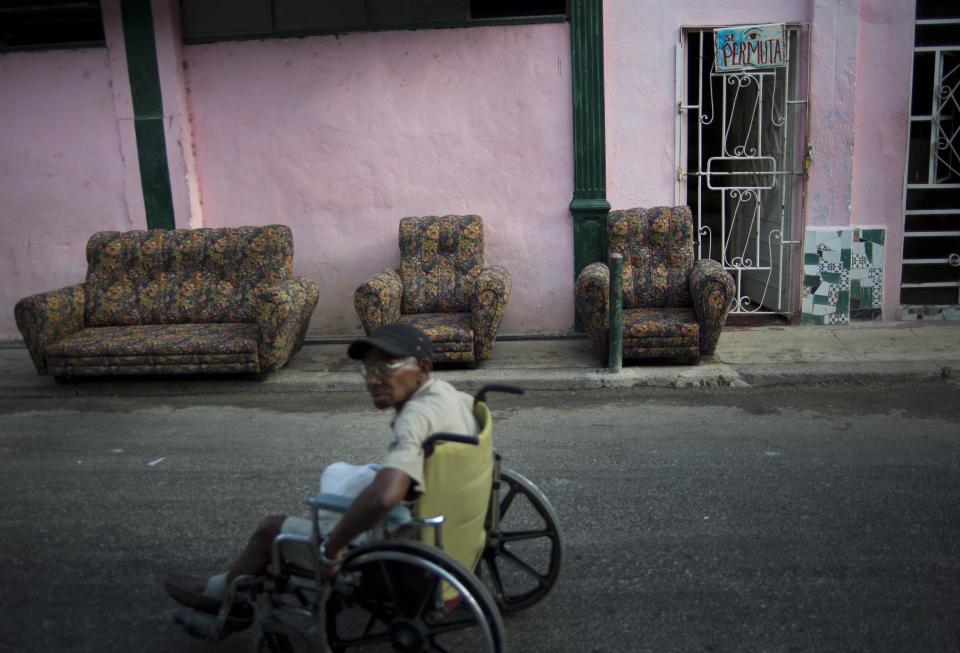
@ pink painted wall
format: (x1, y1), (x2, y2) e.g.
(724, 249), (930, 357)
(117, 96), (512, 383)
(849, 0), (914, 318)
(0, 47), (134, 339)
(183, 24), (573, 335)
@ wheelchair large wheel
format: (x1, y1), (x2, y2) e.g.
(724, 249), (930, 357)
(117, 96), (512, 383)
(477, 467), (564, 614)
(325, 540), (505, 653)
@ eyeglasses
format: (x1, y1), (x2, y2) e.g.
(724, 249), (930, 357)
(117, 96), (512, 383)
(361, 356), (417, 380)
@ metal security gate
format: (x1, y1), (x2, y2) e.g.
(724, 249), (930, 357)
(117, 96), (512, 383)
(676, 26), (808, 315)
(900, 6), (960, 312)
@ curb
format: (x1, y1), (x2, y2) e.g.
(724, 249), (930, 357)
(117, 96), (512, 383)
(0, 360), (954, 399)
(732, 361), (951, 387)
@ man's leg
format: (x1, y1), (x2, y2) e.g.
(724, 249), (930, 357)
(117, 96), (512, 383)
(165, 514), (287, 611)
(226, 514), (287, 582)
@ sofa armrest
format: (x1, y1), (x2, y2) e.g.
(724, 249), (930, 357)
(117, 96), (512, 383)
(574, 263), (610, 357)
(257, 276), (320, 372)
(689, 259), (736, 355)
(470, 265), (512, 361)
(14, 284), (86, 375)
(354, 268), (402, 334)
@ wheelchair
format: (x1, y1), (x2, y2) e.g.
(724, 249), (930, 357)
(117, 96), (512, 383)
(173, 385), (563, 652)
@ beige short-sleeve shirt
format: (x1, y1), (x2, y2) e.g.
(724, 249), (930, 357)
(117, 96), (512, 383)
(380, 378), (478, 494)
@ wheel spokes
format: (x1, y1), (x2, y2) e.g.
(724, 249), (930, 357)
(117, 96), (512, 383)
(497, 548), (548, 588)
(480, 555), (507, 602)
(378, 560), (400, 605)
(428, 637), (452, 653)
(481, 469), (564, 613)
(498, 528), (552, 543)
(498, 485), (518, 521)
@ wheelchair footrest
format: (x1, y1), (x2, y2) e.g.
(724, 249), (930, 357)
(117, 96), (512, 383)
(174, 608), (220, 641)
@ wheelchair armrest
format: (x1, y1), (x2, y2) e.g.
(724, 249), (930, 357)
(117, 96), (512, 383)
(307, 493), (413, 529)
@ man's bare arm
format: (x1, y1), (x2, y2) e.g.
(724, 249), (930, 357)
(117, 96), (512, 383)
(322, 467), (413, 559)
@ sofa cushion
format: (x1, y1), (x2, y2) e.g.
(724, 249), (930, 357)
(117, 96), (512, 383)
(398, 313), (474, 352)
(609, 207), (695, 309)
(46, 323), (259, 359)
(83, 226), (293, 327)
(623, 305), (699, 359)
(399, 216), (484, 314)
(622, 307), (699, 341)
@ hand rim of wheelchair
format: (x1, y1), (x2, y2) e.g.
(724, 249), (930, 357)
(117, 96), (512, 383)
(322, 540), (506, 653)
(477, 467), (564, 614)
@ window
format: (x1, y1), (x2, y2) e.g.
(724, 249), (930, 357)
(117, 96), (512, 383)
(0, 0), (104, 50)
(181, 0), (567, 43)
(470, 0), (566, 20)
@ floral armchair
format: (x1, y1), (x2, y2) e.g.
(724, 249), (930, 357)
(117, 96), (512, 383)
(574, 206), (735, 364)
(354, 215), (511, 365)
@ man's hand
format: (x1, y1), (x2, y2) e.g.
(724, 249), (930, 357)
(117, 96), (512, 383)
(319, 542), (346, 577)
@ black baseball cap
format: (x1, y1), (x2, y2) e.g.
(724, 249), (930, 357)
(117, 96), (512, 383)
(348, 323), (433, 361)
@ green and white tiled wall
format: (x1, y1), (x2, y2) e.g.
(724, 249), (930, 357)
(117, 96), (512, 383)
(801, 228), (885, 325)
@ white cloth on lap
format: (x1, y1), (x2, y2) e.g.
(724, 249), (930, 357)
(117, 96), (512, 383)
(279, 461), (378, 569)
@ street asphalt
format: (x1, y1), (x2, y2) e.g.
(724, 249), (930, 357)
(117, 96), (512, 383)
(0, 383), (958, 652)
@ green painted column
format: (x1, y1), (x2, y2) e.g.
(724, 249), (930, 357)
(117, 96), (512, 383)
(121, 0), (175, 230)
(569, 0), (609, 279)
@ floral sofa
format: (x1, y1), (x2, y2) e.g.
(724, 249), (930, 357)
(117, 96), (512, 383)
(354, 215), (511, 365)
(574, 206), (736, 364)
(14, 225), (318, 380)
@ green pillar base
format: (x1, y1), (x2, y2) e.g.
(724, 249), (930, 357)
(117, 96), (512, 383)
(570, 198), (610, 279)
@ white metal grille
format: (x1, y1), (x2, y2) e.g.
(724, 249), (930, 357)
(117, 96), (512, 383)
(900, 15), (960, 307)
(677, 27), (808, 315)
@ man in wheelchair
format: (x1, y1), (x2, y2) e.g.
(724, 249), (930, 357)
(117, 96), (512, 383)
(164, 323), (561, 652)
(164, 324), (478, 616)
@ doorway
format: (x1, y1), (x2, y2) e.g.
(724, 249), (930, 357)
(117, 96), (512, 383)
(677, 26), (809, 318)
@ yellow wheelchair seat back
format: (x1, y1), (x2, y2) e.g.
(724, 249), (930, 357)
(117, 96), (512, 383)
(415, 401), (493, 579)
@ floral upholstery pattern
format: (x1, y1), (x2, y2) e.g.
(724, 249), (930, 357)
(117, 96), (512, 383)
(83, 226), (293, 326)
(690, 258), (736, 354)
(355, 216), (511, 364)
(573, 263), (610, 358)
(45, 324), (260, 376)
(471, 265), (512, 361)
(398, 313), (474, 362)
(354, 269), (402, 335)
(574, 206), (735, 362)
(622, 307), (699, 359)
(15, 225), (318, 378)
(257, 276), (321, 372)
(610, 206), (696, 309)
(14, 284), (86, 375)
(399, 215), (484, 314)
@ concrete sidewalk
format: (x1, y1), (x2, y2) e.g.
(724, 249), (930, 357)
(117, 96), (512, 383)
(1, 321), (958, 397)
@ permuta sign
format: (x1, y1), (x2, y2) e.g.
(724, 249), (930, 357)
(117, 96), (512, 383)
(713, 23), (787, 72)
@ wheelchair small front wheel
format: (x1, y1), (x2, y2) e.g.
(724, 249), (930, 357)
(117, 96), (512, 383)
(326, 541), (505, 653)
(477, 467), (564, 613)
